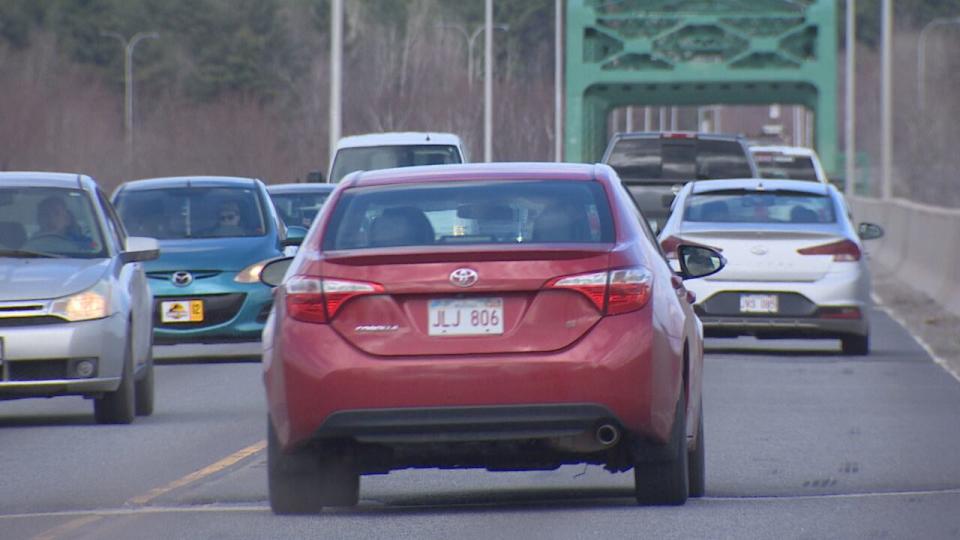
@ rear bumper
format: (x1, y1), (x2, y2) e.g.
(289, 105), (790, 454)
(699, 315), (867, 338)
(265, 311), (681, 452)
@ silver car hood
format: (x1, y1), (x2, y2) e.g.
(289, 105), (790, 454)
(0, 258), (109, 301)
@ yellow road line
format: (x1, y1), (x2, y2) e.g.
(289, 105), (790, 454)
(29, 439), (266, 540)
(127, 439), (266, 506)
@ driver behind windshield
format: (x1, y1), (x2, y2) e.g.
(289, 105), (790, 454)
(35, 195), (90, 244)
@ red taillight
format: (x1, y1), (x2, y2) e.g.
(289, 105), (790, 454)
(547, 267), (653, 315)
(797, 239), (861, 262)
(285, 276), (384, 324)
(661, 132), (696, 139)
(660, 235), (721, 260)
(818, 306), (862, 320)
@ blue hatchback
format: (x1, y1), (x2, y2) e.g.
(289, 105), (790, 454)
(113, 176), (300, 360)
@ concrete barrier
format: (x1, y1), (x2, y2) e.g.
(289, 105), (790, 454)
(849, 196), (960, 318)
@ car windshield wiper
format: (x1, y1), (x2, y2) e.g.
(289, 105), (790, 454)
(0, 249), (65, 259)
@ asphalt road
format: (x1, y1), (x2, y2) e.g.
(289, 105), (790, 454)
(1, 306), (959, 540)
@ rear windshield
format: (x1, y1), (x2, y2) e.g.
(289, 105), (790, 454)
(330, 145), (462, 182)
(270, 191), (331, 228)
(115, 187), (267, 239)
(322, 180), (615, 250)
(754, 153), (820, 182)
(684, 190), (836, 224)
(605, 138), (754, 182)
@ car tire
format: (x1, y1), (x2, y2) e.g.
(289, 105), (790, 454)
(94, 336), (135, 425)
(841, 334), (869, 356)
(634, 387), (689, 506)
(134, 344), (155, 417)
(267, 418), (360, 514)
(688, 404), (705, 498)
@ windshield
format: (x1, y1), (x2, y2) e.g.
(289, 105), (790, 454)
(322, 180), (614, 250)
(330, 144), (462, 182)
(754, 153), (821, 182)
(114, 187), (267, 239)
(684, 190), (837, 224)
(270, 191), (331, 228)
(0, 187), (107, 258)
(605, 138), (754, 182)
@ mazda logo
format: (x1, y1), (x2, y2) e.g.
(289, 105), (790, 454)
(171, 271), (193, 287)
(449, 268), (478, 288)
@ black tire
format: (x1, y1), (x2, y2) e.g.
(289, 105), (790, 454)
(841, 334), (869, 356)
(688, 404), (705, 498)
(267, 418), (359, 514)
(94, 337), (135, 425)
(134, 345), (155, 417)
(634, 387), (689, 506)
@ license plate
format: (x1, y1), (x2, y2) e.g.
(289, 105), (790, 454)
(740, 294), (778, 314)
(161, 300), (204, 323)
(428, 297), (503, 336)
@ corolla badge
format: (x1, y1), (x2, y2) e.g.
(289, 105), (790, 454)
(171, 271), (193, 287)
(750, 245), (769, 256)
(449, 268), (479, 288)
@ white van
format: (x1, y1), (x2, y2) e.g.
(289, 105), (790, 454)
(317, 132), (466, 183)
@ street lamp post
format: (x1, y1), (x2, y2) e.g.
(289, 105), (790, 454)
(438, 23), (508, 87)
(917, 16), (960, 111)
(101, 30), (159, 163)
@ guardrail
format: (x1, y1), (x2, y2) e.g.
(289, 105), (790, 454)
(849, 196), (960, 318)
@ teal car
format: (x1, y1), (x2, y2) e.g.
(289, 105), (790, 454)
(112, 176), (303, 360)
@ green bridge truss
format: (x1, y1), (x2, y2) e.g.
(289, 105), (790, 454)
(565, 0), (838, 174)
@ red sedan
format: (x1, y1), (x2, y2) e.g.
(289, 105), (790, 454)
(260, 162), (724, 513)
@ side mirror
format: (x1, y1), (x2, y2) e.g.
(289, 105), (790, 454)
(858, 222), (883, 240)
(282, 225), (308, 247)
(677, 245), (725, 279)
(306, 170), (325, 182)
(121, 236), (159, 263)
(260, 257), (294, 287)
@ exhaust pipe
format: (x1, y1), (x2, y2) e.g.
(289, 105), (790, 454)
(596, 424), (620, 447)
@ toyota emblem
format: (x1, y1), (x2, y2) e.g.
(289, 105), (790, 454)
(449, 268), (478, 288)
(171, 271), (194, 287)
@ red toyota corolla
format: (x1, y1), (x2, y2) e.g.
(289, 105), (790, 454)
(259, 162), (724, 514)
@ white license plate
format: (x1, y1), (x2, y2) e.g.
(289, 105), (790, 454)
(428, 297), (503, 336)
(161, 300), (204, 323)
(740, 294), (778, 314)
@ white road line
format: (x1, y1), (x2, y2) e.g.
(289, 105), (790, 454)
(872, 293), (960, 384)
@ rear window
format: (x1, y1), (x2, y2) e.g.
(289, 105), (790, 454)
(684, 190), (836, 224)
(270, 191), (331, 228)
(322, 180), (615, 250)
(115, 187), (267, 239)
(330, 145), (462, 182)
(754, 153), (820, 182)
(605, 137), (754, 182)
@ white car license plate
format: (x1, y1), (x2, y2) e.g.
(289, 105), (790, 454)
(161, 300), (204, 323)
(740, 294), (778, 314)
(428, 297), (503, 336)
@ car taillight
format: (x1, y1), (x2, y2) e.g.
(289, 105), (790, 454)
(285, 276), (384, 324)
(546, 267), (653, 315)
(797, 239), (861, 262)
(660, 235), (721, 260)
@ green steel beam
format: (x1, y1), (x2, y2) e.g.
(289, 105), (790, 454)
(565, 0), (838, 175)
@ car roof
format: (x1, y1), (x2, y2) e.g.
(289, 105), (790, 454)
(117, 176), (261, 191)
(340, 162), (608, 189)
(611, 131), (748, 141)
(267, 183), (336, 194)
(335, 132), (462, 149)
(690, 178), (831, 195)
(0, 171), (90, 189)
(750, 145), (819, 157)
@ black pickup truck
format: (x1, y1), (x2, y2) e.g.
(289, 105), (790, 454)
(601, 132), (759, 232)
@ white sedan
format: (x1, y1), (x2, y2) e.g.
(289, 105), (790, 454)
(659, 179), (883, 355)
